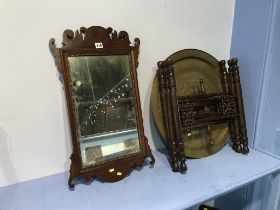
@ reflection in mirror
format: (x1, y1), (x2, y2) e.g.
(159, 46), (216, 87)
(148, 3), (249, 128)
(67, 55), (140, 167)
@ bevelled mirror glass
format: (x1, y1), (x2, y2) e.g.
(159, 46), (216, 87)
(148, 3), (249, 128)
(49, 26), (154, 188)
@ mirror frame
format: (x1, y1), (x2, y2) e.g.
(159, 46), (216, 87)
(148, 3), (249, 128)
(49, 26), (154, 188)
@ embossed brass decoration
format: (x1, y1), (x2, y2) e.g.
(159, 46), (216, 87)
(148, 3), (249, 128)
(151, 49), (230, 158)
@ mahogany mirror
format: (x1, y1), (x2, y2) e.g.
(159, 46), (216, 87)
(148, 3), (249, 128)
(49, 26), (154, 188)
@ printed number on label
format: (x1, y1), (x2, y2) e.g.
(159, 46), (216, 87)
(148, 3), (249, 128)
(95, 42), (103, 48)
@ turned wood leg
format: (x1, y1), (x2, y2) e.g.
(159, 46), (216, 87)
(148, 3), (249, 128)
(157, 61), (179, 172)
(240, 128), (249, 154)
(178, 141), (187, 172)
(170, 143), (179, 172)
(167, 58), (186, 173)
(230, 58), (249, 154)
(219, 60), (235, 146)
(233, 119), (242, 153)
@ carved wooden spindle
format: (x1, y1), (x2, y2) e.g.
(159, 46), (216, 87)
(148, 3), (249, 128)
(165, 61), (180, 172)
(157, 62), (170, 144)
(228, 59), (242, 153)
(199, 79), (214, 147)
(219, 60), (235, 146)
(219, 60), (229, 93)
(231, 58), (249, 154)
(166, 58), (187, 172)
(158, 61), (179, 172)
(226, 60), (236, 149)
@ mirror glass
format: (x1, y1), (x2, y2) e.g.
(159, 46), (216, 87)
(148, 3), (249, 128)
(67, 55), (140, 167)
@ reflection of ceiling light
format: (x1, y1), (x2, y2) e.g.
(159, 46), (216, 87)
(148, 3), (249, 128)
(76, 80), (82, 87)
(80, 75), (132, 131)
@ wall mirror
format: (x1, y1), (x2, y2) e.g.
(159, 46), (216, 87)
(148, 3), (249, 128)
(49, 26), (154, 188)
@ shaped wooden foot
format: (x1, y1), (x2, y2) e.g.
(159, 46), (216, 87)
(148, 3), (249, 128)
(68, 154), (79, 189)
(171, 156), (179, 172)
(68, 173), (75, 189)
(68, 154), (76, 189)
(179, 158), (187, 173)
(144, 136), (155, 165)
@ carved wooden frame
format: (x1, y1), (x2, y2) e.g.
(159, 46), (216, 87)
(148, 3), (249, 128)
(49, 26), (154, 188)
(157, 58), (249, 173)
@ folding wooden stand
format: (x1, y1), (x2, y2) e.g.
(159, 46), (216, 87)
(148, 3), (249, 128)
(157, 58), (249, 173)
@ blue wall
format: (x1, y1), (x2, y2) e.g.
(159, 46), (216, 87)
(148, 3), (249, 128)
(255, 1), (280, 155)
(230, 0), (275, 147)
(220, 0), (280, 209)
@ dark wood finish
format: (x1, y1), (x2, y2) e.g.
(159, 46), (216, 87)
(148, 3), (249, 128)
(157, 57), (249, 172)
(49, 26), (154, 188)
(229, 58), (249, 154)
(227, 59), (242, 153)
(152, 49), (230, 158)
(167, 59), (187, 172)
(219, 60), (235, 148)
(157, 61), (179, 172)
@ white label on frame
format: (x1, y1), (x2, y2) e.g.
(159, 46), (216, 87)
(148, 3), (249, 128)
(95, 42), (103, 48)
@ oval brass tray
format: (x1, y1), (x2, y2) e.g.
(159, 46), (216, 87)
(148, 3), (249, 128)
(151, 49), (230, 158)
